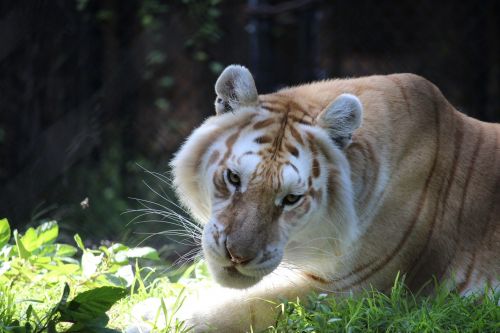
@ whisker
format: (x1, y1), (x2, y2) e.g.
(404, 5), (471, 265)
(127, 169), (202, 266)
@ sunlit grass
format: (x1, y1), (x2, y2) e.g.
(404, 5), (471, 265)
(267, 277), (500, 333)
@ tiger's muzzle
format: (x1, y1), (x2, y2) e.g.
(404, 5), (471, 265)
(202, 219), (284, 289)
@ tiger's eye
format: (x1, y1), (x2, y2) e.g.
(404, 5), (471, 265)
(226, 169), (241, 187)
(283, 194), (302, 206)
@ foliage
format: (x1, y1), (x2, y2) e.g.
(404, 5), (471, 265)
(0, 218), (159, 332)
(138, 0), (223, 67)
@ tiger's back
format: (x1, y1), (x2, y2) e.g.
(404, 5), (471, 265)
(271, 73), (500, 293)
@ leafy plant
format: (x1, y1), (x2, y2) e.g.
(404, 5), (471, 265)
(0, 218), (161, 332)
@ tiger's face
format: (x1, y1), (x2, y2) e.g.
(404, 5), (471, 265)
(201, 111), (329, 288)
(172, 65), (363, 289)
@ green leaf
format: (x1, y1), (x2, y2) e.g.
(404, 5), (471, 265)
(123, 247), (160, 261)
(41, 263), (80, 275)
(74, 234), (85, 251)
(55, 244), (78, 258)
(20, 227), (37, 252)
(60, 283), (71, 306)
(59, 287), (127, 323)
(15, 221), (59, 254)
(32, 244), (56, 257)
(35, 243), (77, 259)
(108, 243), (129, 254)
(35, 221), (58, 246)
(47, 321), (57, 333)
(13, 230), (30, 259)
(0, 218), (10, 248)
(66, 317), (122, 333)
(97, 274), (127, 288)
(25, 305), (33, 323)
(115, 265), (134, 287)
(113, 251), (128, 264)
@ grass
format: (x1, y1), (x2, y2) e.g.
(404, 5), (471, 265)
(268, 277), (499, 333)
(0, 218), (498, 332)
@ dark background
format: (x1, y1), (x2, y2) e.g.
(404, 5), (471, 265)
(0, 0), (499, 252)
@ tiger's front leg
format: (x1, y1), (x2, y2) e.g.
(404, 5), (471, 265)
(180, 268), (320, 333)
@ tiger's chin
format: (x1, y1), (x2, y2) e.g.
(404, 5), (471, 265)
(208, 264), (264, 289)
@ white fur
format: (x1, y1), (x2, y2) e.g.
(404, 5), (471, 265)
(130, 67), (364, 333)
(168, 113), (361, 331)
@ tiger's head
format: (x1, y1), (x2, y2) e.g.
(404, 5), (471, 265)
(171, 65), (363, 288)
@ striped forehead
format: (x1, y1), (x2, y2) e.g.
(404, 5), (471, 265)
(226, 114), (313, 191)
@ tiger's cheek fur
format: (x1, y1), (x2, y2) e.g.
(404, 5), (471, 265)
(282, 199), (312, 228)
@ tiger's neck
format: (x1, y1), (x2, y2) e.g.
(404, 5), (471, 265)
(346, 135), (390, 231)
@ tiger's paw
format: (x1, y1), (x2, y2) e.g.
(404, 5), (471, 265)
(125, 297), (213, 333)
(126, 298), (165, 333)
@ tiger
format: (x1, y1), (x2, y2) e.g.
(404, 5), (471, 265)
(128, 65), (500, 333)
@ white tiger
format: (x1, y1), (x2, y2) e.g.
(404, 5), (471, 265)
(127, 65), (500, 332)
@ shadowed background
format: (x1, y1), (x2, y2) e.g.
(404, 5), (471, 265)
(0, 0), (498, 254)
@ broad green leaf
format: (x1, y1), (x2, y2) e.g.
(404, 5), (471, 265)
(32, 243), (57, 257)
(41, 263), (80, 274)
(113, 251), (128, 264)
(108, 243), (130, 262)
(0, 218), (10, 248)
(97, 273), (127, 288)
(124, 247), (160, 261)
(59, 287), (127, 323)
(13, 230), (30, 259)
(32, 243), (77, 258)
(59, 257), (80, 265)
(108, 243), (128, 254)
(97, 245), (110, 257)
(115, 265), (134, 286)
(55, 244), (78, 258)
(20, 227), (37, 252)
(71, 286), (126, 310)
(35, 221), (58, 246)
(18, 221), (58, 253)
(66, 316), (121, 333)
(31, 256), (51, 265)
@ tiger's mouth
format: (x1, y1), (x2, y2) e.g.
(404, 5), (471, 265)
(223, 265), (243, 276)
(206, 252), (284, 289)
(213, 264), (263, 289)
(202, 221), (284, 288)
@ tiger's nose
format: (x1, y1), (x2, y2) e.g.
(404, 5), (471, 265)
(225, 242), (254, 265)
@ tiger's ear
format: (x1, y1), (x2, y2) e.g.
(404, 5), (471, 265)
(317, 93), (363, 148)
(214, 65), (259, 114)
